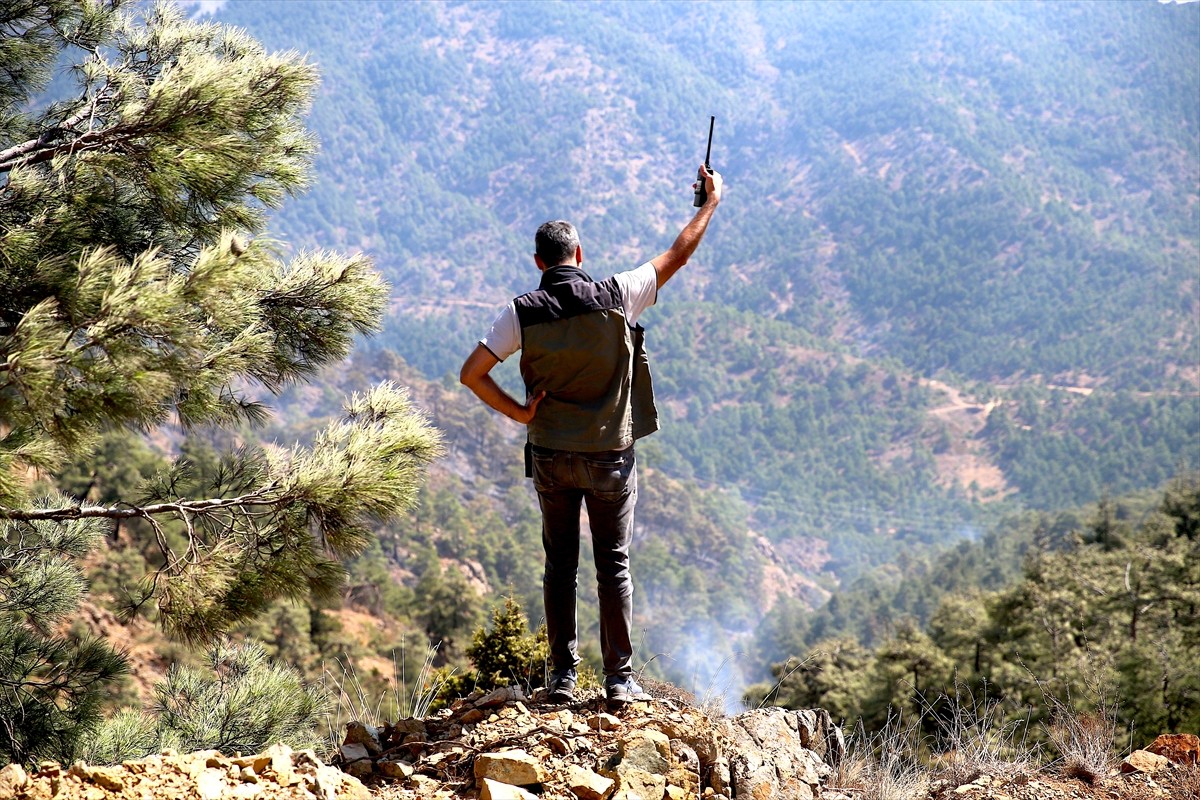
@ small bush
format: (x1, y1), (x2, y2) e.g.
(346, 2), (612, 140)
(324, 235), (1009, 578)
(465, 596), (548, 693)
(155, 639), (330, 756)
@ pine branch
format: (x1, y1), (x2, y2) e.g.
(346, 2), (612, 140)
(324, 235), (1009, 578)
(0, 490), (281, 522)
(0, 90), (111, 172)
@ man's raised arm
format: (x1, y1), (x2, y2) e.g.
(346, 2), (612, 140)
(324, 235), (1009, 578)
(651, 165), (724, 289)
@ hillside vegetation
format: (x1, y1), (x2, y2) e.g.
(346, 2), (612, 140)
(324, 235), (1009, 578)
(199, 0), (1199, 699)
(214, 0), (1198, 538)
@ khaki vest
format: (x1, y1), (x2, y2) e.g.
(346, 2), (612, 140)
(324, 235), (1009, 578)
(515, 266), (658, 452)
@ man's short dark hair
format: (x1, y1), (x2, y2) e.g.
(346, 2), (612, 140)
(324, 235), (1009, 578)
(535, 220), (580, 266)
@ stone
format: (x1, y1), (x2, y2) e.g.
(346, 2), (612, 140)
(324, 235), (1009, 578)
(710, 756), (731, 795)
(477, 685), (526, 708)
(566, 765), (614, 800)
(473, 749), (546, 786)
(613, 729), (671, 775)
(726, 707), (829, 799)
(313, 765), (371, 800)
(460, 709), (486, 725)
(377, 758), (415, 779)
(588, 713), (623, 731)
(1146, 733), (1200, 766)
(1121, 749), (1169, 775)
(545, 735), (572, 755)
(196, 768), (229, 800)
(339, 742), (373, 778)
(0, 764), (28, 800)
(654, 715), (721, 766)
(480, 778), (540, 800)
(608, 768), (666, 800)
(264, 742), (297, 785)
(345, 721), (384, 756)
(666, 787), (690, 800)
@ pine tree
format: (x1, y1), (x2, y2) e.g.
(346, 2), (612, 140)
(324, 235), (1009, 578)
(0, 1), (441, 760)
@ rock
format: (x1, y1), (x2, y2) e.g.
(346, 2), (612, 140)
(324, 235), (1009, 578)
(312, 764), (371, 800)
(474, 748), (546, 786)
(1146, 733), (1200, 766)
(608, 768), (667, 800)
(377, 758), (415, 779)
(710, 756), (732, 795)
(339, 742), (374, 779)
(614, 729), (671, 774)
(264, 742), (297, 786)
(344, 721), (384, 756)
(790, 708), (845, 767)
(666, 787), (690, 800)
(1121, 749), (1170, 775)
(460, 708), (486, 725)
(0, 764), (28, 800)
(727, 708), (829, 800)
(588, 713), (622, 731)
(545, 735), (572, 755)
(477, 685), (526, 708)
(653, 714), (721, 766)
(567, 765), (614, 800)
(196, 767), (229, 800)
(481, 777), (541, 800)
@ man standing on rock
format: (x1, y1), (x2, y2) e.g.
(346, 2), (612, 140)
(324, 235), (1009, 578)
(460, 165), (724, 709)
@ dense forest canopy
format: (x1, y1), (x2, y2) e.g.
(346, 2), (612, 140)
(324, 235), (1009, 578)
(173, 0), (1198, 705)
(207, 0), (1199, 555)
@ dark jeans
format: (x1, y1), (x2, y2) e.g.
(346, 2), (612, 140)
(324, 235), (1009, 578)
(530, 445), (637, 681)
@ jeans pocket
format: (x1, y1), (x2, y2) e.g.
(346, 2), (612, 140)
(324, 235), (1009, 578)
(584, 451), (634, 498)
(532, 452), (558, 492)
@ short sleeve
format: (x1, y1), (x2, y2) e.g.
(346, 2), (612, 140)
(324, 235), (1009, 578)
(613, 261), (658, 325)
(480, 302), (520, 361)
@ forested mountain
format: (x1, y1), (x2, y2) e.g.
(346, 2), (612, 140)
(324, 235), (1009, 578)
(194, 0), (1198, 693)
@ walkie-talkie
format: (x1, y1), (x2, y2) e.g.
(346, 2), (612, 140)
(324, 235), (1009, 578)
(693, 115), (715, 207)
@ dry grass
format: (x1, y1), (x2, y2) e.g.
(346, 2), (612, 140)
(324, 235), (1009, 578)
(933, 682), (1040, 785)
(319, 640), (449, 756)
(830, 715), (930, 800)
(1047, 707), (1117, 785)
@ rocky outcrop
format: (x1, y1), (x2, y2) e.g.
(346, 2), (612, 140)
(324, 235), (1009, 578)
(723, 707), (844, 800)
(1145, 732), (1199, 766)
(333, 683), (844, 799)
(0, 744), (368, 800)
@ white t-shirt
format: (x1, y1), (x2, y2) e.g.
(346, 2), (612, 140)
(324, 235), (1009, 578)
(480, 261), (659, 361)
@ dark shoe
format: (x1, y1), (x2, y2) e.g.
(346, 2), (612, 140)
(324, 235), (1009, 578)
(605, 675), (649, 708)
(547, 669), (577, 703)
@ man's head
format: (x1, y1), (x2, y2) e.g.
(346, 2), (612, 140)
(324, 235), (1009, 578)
(535, 220), (581, 269)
